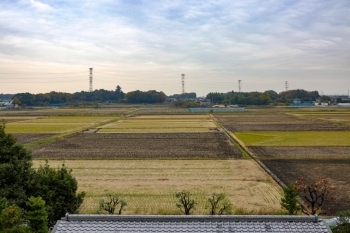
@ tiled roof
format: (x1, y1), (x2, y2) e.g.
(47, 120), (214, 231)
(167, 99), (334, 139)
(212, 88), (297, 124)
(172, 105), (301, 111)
(52, 214), (332, 233)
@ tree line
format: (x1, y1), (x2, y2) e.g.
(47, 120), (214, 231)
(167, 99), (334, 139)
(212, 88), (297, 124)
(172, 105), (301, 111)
(12, 86), (166, 106)
(206, 89), (320, 106)
(10, 88), (323, 106)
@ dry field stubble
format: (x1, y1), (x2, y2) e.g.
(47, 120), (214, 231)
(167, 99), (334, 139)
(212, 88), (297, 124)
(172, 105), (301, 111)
(249, 146), (350, 159)
(234, 131), (350, 146)
(215, 114), (350, 131)
(4, 116), (118, 134)
(98, 115), (217, 133)
(32, 159), (283, 214)
(291, 112), (350, 125)
(131, 107), (189, 115)
(32, 133), (242, 159)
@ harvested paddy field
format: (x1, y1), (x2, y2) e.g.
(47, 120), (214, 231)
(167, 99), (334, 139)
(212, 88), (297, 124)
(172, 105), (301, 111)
(32, 132), (242, 159)
(215, 114), (350, 131)
(33, 159), (283, 215)
(291, 112), (350, 126)
(4, 116), (118, 134)
(234, 131), (350, 146)
(131, 107), (188, 115)
(249, 146), (350, 159)
(98, 115), (218, 133)
(262, 159), (350, 213)
(0, 116), (39, 123)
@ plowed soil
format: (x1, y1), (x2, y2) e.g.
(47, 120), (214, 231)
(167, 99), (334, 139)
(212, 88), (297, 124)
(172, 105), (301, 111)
(262, 159), (350, 213)
(13, 133), (56, 144)
(32, 132), (243, 159)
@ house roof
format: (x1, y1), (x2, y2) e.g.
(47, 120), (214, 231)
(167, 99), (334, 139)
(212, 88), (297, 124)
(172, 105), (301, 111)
(52, 214), (332, 233)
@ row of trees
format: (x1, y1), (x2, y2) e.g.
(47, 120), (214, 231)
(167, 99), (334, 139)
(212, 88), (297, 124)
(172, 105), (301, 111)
(12, 86), (125, 106)
(125, 90), (166, 104)
(168, 92), (197, 99)
(206, 89), (320, 105)
(12, 87), (169, 106)
(10, 87), (323, 106)
(0, 124), (85, 230)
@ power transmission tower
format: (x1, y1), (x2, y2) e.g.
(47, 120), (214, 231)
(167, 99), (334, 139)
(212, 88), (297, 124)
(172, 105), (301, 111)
(238, 80), (242, 93)
(181, 74), (185, 94)
(285, 81), (289, 91)
(89, 68), (93, 92)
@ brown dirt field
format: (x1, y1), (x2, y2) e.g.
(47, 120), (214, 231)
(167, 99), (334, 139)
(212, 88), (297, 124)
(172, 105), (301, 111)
(250, 146), (350, 159)
(215, 114), (350, 131)
(13, 133), (56, 144)
(262, 159), (350, 213)
(32, 132), (243, 159)
(33, 159), (283, 214)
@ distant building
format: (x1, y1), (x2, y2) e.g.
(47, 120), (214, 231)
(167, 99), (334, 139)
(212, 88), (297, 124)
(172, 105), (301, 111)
(293, 98), (301, 104)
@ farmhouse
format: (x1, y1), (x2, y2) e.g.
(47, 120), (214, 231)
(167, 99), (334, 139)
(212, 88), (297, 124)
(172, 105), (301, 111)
(52, 214), (332, 233)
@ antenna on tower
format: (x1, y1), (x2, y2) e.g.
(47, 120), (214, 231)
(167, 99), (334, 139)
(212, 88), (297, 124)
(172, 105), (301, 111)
(181, 74), (185, 94)
(238, 80), (242, 93)
(285, 81), (289, 91)
(89, 68), (93, 92)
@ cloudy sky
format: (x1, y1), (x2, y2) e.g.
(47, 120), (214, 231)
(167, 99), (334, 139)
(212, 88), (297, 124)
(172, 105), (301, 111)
(1, 0), (349, 96)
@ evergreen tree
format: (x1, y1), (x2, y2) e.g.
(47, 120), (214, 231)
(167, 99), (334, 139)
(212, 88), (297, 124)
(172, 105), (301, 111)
(31, 162), (85, 227)
(281, 182), (300, 215)
(26, 197), (48, 233)
(0, 124), (33, 208)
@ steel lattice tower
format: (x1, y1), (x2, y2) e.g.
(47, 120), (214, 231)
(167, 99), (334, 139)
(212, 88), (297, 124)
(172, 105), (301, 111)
(181, 74), (185, 94)
(285, 81), (289, 91)
(89, 68), (93, 92)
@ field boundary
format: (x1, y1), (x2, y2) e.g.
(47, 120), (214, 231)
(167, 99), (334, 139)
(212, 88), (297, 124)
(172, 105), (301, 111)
(24, 117), (121, 149)
(210, 114), (309, 211)
(211, 115), (286, 185)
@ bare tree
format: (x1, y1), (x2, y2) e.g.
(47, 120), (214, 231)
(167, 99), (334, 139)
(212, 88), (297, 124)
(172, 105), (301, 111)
(175, 190), (196, 215)
(99, 194), (127, 215)
(295, 177), (336, 215)
(207, 193), (233, 215)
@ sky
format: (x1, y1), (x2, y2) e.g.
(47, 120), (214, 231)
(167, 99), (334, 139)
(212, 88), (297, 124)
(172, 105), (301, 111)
(0, 0), (350, 97)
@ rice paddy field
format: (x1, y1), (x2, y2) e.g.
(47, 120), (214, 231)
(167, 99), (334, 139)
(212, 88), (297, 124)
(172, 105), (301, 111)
(97, 115), (218, 133)
(3, 105), (350, 214)
(4, 116), (118, 134)
(216, 108), (350, 213)
(32, 159), (282, 215)
(1, 108), (286, 215)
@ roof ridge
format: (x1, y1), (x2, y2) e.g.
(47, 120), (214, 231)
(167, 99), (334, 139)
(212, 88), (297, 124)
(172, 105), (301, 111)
(64, 214), (319, 223)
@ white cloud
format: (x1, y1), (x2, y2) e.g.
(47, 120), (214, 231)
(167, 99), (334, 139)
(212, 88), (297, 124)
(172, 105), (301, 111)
(0, 0), (349, 95)
(26, 0), (54, 11)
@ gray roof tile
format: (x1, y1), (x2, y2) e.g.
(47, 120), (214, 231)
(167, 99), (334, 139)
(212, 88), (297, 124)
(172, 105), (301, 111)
(52, 215), (332, 233)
